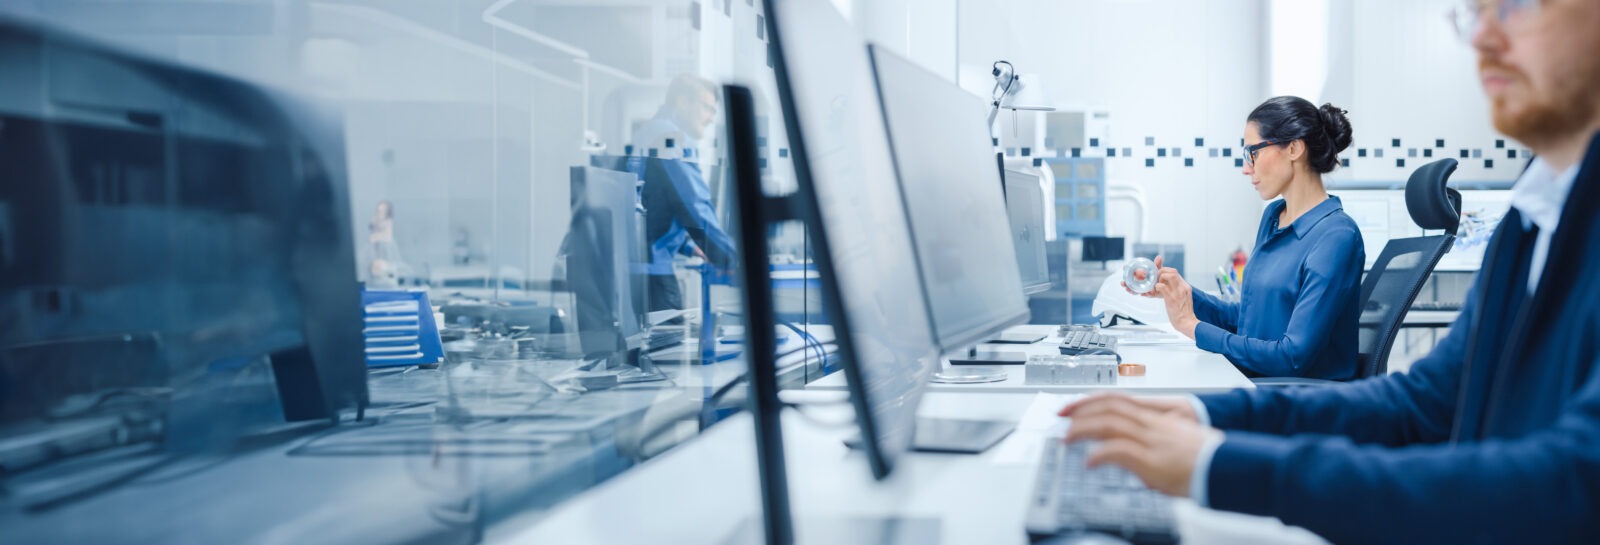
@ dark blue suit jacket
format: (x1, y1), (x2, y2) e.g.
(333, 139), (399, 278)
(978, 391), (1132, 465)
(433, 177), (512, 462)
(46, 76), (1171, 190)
(1197, 133), (1600, 544)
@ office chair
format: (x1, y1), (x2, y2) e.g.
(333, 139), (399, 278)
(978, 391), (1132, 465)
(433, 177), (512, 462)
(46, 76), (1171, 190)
(1254, 158), (1462, 387)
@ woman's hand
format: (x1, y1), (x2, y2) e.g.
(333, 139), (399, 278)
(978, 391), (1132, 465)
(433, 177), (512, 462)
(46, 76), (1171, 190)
(1120, 256), (1201, 338)
(1148, 257), (1201, 338)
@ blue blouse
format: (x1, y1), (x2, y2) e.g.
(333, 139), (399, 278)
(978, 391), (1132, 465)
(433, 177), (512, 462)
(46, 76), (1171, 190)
(1192, 196), (1365, 379)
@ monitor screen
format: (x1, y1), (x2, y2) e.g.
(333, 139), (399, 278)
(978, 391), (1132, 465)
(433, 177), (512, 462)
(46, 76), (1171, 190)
(0, 18), (367, 435)
(868, 45), (1031, 352)
(767, 0), (939, 479)
(566, 165), (647, 356)
(1083, 236), (1127, 262)
(1005, 169), (1053, 295)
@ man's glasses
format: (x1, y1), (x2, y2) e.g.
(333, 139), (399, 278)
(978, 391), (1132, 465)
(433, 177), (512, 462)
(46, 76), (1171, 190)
(1449, 0), (1541, 43)
(1241, 141), (1282, 168)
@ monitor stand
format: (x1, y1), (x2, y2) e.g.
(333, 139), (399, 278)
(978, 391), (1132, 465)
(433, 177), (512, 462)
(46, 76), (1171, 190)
(929, 365), (1008, 384)
(582, 348), (669, 385)
(618, 349), (670, 384)
(844, 416), (1016, 454)
(946, 346), (1027, 365)
(986, 330), (1047, 344)
(724, 516), (941, 545)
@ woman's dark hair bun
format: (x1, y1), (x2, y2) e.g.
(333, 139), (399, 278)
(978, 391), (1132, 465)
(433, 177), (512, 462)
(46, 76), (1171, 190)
(1317, 103), (1354, 156)
(1247, 96), (1354, 174)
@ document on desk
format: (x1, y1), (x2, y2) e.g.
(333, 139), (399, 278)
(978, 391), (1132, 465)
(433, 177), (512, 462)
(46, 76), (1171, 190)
(1101, 325), (1194, 346)
(991, 393), (1077, 466)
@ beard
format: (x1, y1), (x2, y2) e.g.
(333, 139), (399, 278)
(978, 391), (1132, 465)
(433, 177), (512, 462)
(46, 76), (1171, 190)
(1485, 58), (1600, 146)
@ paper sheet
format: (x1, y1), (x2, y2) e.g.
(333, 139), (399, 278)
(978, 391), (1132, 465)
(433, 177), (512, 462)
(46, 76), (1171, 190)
(991, 393), (1076, 466)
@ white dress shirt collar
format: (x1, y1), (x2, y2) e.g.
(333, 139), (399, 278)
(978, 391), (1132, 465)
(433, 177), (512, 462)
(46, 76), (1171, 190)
(1509, 157), (1581, 291)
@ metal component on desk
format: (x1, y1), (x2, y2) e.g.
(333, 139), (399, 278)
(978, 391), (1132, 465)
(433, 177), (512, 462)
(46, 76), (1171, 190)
(1024, 354), (1119, 385)
(929, 366), (1009, 384)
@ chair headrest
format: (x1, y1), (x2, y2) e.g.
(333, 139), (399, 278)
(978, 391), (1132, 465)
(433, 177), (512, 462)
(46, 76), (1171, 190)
(1405, 158), (1462, 233)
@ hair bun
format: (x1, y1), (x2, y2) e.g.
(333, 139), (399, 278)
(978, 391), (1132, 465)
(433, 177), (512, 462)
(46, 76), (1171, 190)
(1317, 103), (1354, 154)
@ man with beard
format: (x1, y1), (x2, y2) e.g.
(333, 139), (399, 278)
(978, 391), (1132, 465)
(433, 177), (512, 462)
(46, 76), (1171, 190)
(1057, 1), (1600, 542)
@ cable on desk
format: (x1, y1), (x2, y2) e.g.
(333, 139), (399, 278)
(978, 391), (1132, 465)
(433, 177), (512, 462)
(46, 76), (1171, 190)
(717, 311), (828, 365)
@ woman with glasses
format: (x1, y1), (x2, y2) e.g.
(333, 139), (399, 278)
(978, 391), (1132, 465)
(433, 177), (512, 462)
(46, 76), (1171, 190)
(1134, 96), (1364, 379)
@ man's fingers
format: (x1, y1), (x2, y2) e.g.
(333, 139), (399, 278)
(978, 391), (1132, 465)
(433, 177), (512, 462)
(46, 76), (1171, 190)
(1153, 256), (1164, 269)
(1085, 438), (1150, 474)
(1058, 392), (1136, 417)
(1065, 413), (1147, 445)
(1062, 394), (1154, 422)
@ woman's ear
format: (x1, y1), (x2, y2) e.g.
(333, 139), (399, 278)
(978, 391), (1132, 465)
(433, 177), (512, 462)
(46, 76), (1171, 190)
(1287, 139), (1306, 163)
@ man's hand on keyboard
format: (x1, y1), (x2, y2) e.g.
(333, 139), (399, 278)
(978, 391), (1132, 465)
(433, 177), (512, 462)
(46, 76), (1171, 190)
(1059, 395), (1221, 497)
(1058, 392), (1198, 423)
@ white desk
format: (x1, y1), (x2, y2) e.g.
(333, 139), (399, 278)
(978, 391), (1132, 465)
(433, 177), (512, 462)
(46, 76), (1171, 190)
(492, 391), (1328, 545)
(807, 325), (1254, 394)
(1400, 310), (1459, 328)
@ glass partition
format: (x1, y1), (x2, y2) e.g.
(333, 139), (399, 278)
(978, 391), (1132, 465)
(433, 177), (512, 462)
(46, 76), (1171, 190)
(0, 1), (827, 542)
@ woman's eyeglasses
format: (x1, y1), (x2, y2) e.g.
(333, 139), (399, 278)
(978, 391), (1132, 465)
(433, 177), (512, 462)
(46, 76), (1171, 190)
(1242, 141), (1282, 168)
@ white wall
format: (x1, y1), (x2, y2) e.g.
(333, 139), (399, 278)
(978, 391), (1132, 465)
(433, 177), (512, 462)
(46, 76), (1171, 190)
(1333, 0), (1524, 184)
(856, 0), (1523, 280)
(861, 0), (1270, 280)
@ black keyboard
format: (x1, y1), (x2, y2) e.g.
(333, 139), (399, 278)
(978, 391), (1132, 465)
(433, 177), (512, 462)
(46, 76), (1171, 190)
(648, 329), (686, 350)
(1058, 325), (1118, 356)
(1409, 300), (1462, 312)
(1025, 439), (1177, 544)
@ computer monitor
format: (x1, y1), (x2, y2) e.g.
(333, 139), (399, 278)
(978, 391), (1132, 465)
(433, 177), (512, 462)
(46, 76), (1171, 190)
(0, 16), (367, 441)
(765, 0), (939, 481)
(867, 45), (1032, 359)
(565, 165), (665, 383)
(1004, 169), (1053, 295)
(1082, 236), (1127, 264)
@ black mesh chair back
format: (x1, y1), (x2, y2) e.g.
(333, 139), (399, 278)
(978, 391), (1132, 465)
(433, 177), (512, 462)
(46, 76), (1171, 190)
(1355, 158), (1462, 378)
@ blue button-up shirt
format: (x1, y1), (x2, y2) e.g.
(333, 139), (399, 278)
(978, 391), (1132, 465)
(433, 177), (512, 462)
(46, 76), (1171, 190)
(625, 110), (735, 276)
(1191, 196), (1364, 379)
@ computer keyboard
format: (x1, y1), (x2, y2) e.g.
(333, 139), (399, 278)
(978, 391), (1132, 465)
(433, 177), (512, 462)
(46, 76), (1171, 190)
(1058, 325), (1118, 356)
(1026, 439), (1177, 544)
(1409, 300), (1463, 312)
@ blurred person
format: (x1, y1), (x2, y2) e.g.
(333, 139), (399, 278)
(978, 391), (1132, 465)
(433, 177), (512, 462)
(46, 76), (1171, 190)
(1061, 1), (1600, 542)
(630, 74), (736, 312)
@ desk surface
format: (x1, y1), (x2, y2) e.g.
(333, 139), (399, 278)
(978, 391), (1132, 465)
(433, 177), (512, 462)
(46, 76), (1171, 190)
(1, 356), (753, 545)
(495, 391), (1328, 545)
(807, 325), (1254, 394)
(1400, 310), (1459, 328)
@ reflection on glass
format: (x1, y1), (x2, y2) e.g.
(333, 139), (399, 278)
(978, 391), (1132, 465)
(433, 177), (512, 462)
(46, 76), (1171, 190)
(0, 0), (782, 542)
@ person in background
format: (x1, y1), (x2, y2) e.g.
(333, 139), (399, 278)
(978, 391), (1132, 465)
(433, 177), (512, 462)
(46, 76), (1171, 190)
(630, 74), (737, 312)
(368, 200), (405, 286)
(1135, 96), (1364, 380)
(1062, 0), (1600, 542)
